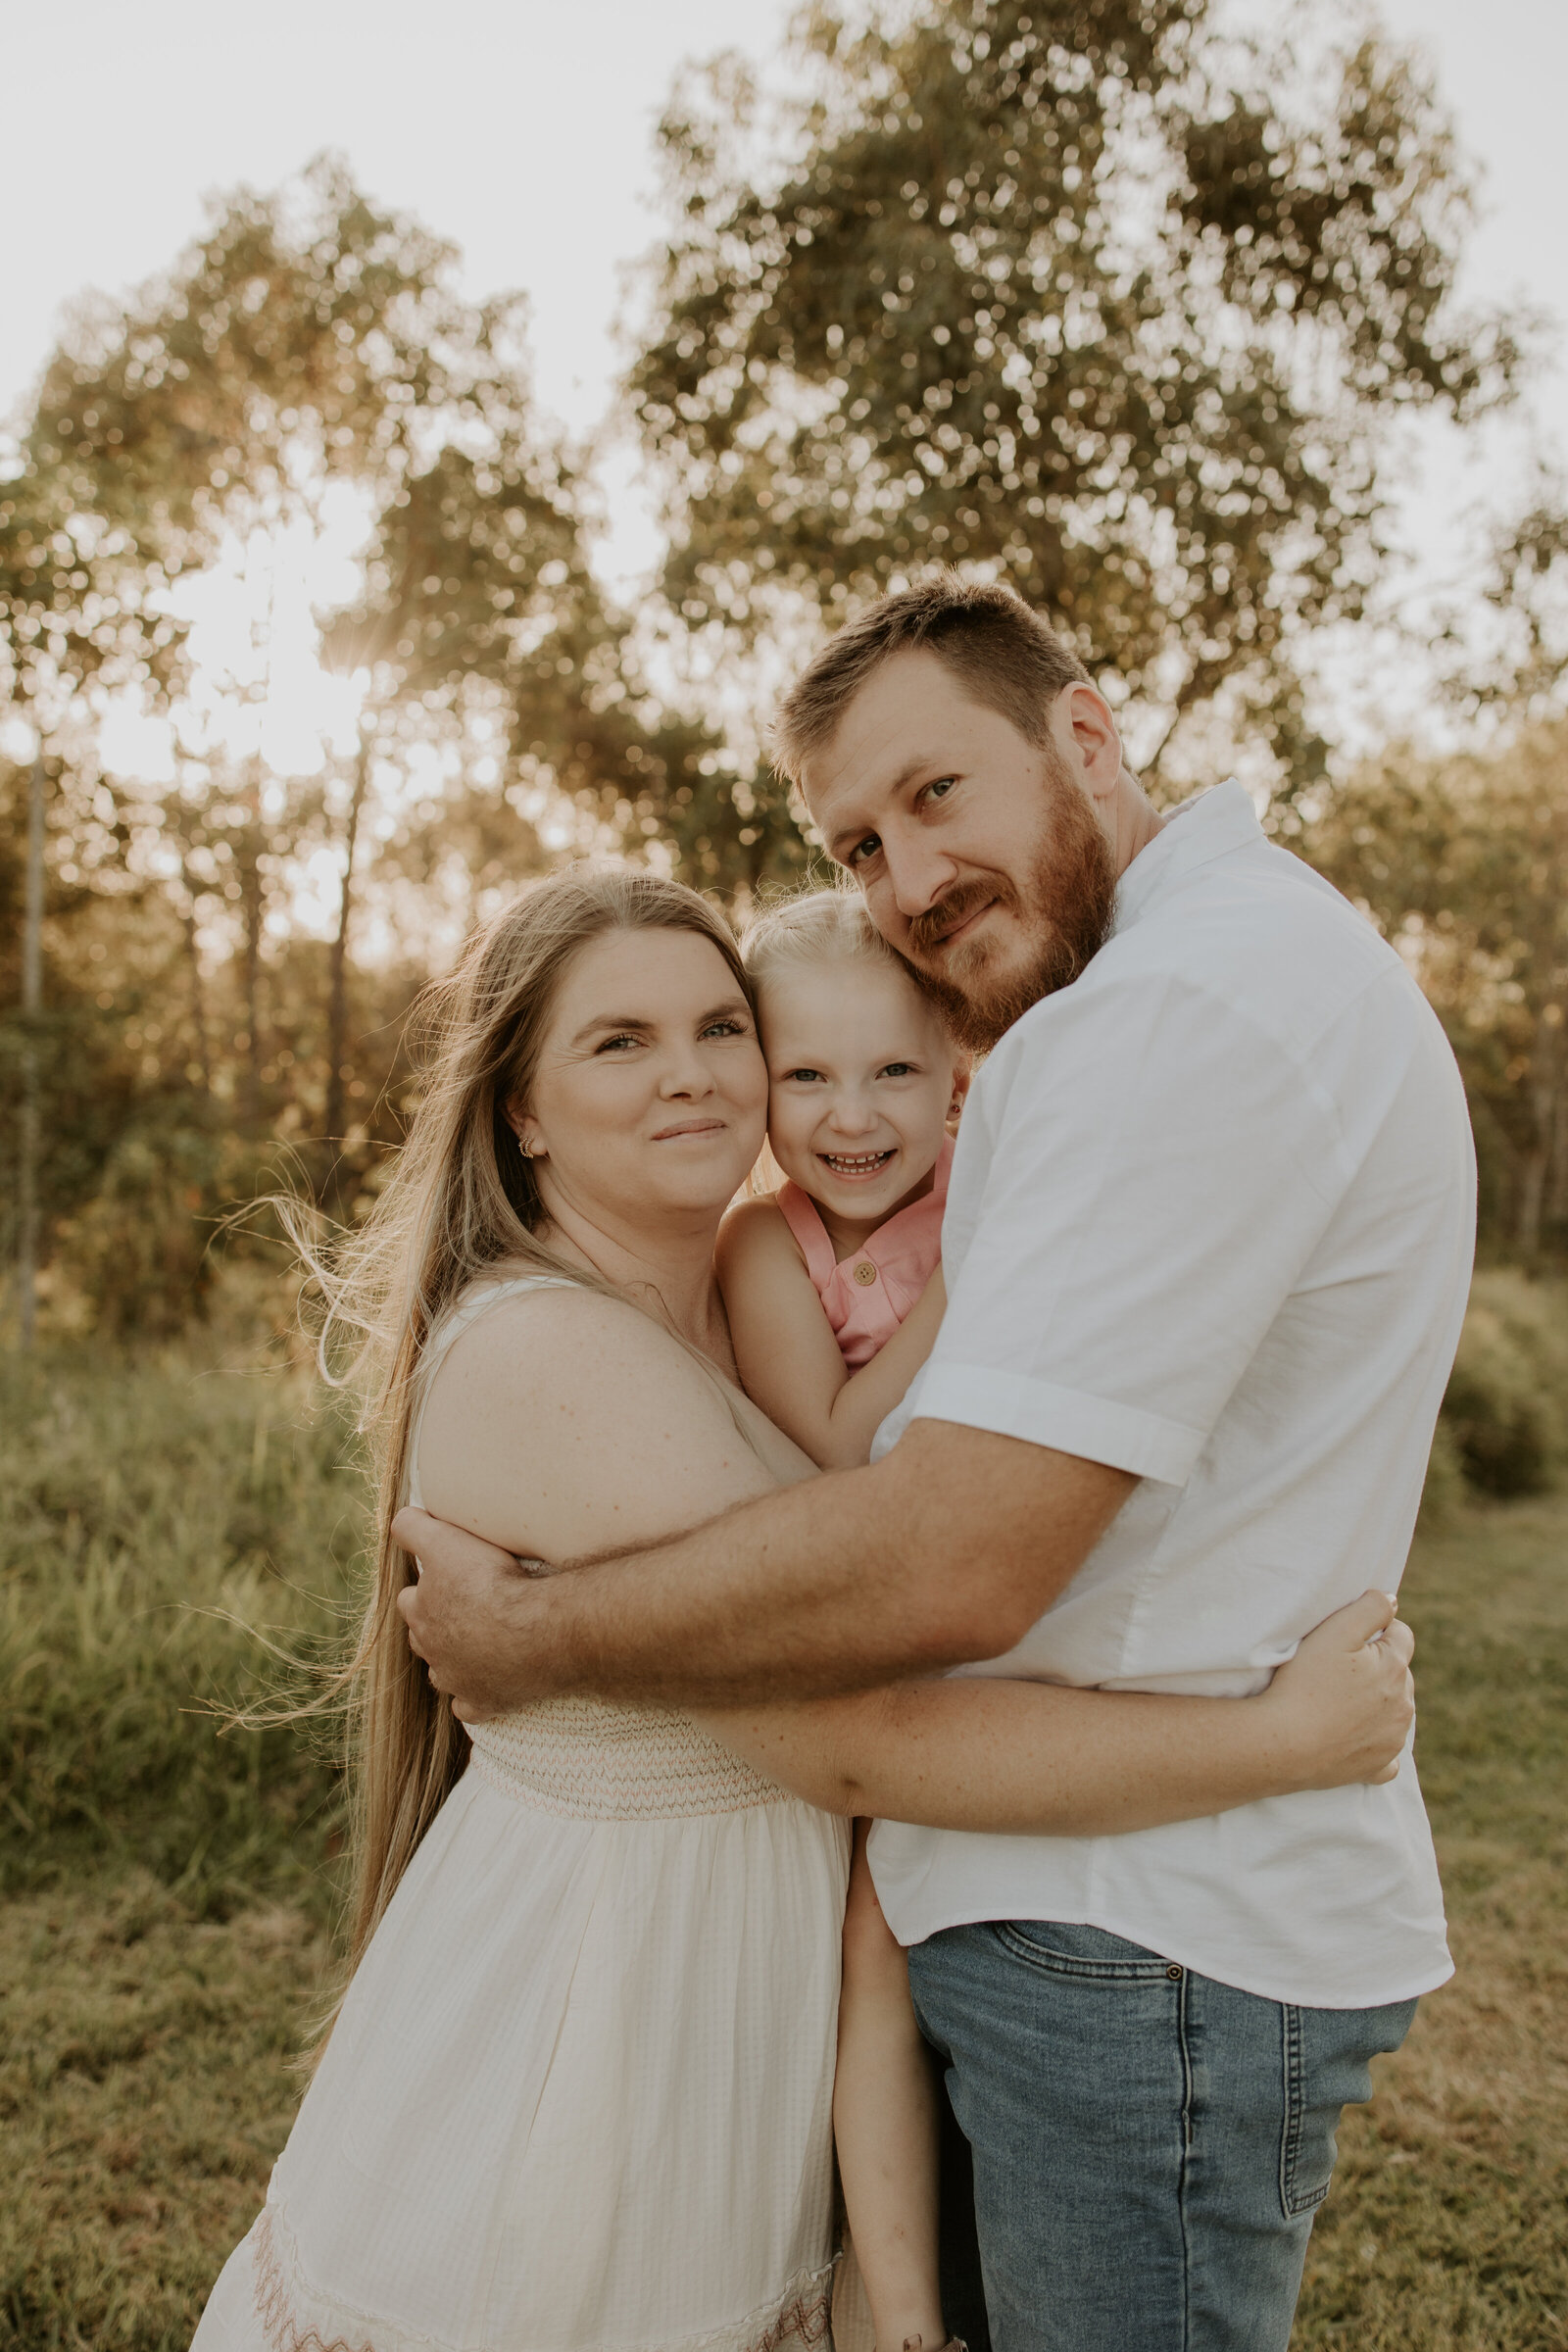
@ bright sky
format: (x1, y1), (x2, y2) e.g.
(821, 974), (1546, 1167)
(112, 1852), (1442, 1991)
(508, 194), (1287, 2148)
(5, 0), (1565, 757)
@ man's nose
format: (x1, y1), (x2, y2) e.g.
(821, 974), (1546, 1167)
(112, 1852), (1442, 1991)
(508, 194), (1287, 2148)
(882, 833), (958, 924)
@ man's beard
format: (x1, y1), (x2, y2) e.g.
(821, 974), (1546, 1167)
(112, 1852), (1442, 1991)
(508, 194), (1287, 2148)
(899, 769), (1118, 1054)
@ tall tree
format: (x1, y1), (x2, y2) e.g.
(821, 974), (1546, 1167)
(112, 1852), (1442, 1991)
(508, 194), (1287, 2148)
(2, 158), (612, 1259)
(630, 0), (1522, 787)
(1305, 724), (1568, 1252)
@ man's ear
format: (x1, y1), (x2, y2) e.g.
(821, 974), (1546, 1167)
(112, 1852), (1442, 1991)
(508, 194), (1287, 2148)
(1057, 682), (1123, 809)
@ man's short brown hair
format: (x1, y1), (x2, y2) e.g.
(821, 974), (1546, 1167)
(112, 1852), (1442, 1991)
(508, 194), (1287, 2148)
(770, 571), (1092, 790)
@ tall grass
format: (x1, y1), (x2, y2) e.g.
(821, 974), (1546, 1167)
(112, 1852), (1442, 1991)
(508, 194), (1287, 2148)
(4, 1280), (1566, 2347)
(1, 1342), (366, 1914)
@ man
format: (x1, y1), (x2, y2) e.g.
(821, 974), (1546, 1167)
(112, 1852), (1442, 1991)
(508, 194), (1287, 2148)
(397, 577), (1474, 2350)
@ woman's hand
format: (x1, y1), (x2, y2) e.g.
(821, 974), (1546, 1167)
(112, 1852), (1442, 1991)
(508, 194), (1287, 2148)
(1257, 1590), (1415, 1789)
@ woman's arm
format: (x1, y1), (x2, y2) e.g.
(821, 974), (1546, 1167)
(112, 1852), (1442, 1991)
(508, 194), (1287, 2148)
(717, 1200), (946, 1470)
(701, 1590), (1415, 1834)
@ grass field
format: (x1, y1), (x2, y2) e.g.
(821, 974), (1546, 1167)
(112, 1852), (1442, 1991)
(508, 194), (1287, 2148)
(1, 1339), (1565, 2350)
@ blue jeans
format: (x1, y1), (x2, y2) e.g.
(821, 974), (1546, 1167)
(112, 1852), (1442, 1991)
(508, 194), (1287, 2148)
(907, 1921), (1417, 2352)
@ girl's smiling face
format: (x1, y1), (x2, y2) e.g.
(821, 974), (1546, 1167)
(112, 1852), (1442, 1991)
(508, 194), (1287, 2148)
(759, 956), (965, 1234)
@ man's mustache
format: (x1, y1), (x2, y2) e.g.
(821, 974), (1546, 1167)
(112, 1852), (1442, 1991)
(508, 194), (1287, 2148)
(906, 879), (1014, 959)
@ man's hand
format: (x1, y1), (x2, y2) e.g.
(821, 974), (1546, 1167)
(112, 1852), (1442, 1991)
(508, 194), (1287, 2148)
(393, 1507), (552, 1722)
(392, 1426), (1130, 1715)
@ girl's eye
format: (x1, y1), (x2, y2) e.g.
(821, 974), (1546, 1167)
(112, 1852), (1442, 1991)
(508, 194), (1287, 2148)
(784, 1067), (824, 1084)
(879, 1062), (917, 1079)
(922, 776), (956, 807)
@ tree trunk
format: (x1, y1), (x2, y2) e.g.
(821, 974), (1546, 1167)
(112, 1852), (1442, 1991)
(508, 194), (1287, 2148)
(181, 870), (212, 1098)
(17, 754), (45, 1349)
(321, 727), (371, 1189)
(237, 764), (265, 1128)
(1517, 1143), (1548, 1256)
(1521, 1048), (1562, 1254)
(1551, 1073), (1568, 1231)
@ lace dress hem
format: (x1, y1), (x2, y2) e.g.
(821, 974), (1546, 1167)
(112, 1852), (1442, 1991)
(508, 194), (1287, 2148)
(251, 2205), (835, 2352)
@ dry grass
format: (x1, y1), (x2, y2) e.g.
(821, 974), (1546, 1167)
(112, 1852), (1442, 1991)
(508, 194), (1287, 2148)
(1, 1345), (1564, 2348)
(0, 1876), (332, 2349)
(1294, 1498), (1568, 2349)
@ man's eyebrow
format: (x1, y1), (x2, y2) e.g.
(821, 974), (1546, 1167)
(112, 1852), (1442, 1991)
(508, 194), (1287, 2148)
(567, 997), (751, 1048)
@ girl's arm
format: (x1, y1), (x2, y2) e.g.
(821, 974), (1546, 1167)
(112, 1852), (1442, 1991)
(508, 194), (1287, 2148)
(717, 1198), (946, 1470)
(701, 1589), (1415, 1833)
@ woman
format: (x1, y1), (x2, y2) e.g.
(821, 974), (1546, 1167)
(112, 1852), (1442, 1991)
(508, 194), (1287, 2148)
(192, 869), (1413, 2352)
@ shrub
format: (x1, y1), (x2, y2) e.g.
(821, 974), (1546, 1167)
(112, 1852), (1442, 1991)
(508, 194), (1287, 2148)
(1440, 1270), (1568, 1497)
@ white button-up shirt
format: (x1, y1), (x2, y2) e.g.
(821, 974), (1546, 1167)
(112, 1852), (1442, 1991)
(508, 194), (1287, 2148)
(868, 780), (1473, 2007)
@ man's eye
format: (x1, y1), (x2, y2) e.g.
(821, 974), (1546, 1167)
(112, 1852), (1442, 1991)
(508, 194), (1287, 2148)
(848, 834), (881, 867)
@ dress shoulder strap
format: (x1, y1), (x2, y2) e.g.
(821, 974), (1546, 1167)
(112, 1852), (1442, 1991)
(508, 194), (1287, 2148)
(774, 1182), (838, 1296)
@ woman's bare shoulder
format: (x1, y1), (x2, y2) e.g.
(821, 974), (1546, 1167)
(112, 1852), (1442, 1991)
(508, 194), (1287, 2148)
(430, 1279), (729, 1423)
(415, 1279), (771, 1553)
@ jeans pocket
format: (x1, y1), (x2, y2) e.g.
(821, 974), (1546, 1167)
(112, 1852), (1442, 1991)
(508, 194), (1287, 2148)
(1279, 1997), (1418, 2219)
(1279, 2006), (1332, 2218)
(994, 1919), (1178, 1983)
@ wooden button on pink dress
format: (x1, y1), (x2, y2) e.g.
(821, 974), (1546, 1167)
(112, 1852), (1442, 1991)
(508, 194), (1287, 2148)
(776, 1135), (953, 1367)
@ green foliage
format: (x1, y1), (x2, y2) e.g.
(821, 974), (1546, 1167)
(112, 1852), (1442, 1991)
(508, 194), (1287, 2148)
(5, 1342), (1566, 2344)
(1439, 1270), (1568, 1498)
(1302, 723), (1568, 1252)
(0, 1344), (360, 1906)
(631, 0), (1519, 780)
(0, 45), (1552, 1344)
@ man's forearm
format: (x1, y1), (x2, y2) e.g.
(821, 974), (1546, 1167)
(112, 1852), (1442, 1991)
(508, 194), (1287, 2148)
(473, 1424), (1132, 1709)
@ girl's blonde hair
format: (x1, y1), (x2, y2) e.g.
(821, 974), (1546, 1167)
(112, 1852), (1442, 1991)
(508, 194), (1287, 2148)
(743, 888), (907, 993)
(305, 866), (754, 1972)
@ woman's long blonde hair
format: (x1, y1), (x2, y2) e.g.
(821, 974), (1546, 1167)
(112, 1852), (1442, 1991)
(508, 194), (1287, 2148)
(311, 867), (754, 1968)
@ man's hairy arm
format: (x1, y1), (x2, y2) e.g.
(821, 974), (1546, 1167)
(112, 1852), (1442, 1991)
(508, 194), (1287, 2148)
(395, 1421), (1133, 1716)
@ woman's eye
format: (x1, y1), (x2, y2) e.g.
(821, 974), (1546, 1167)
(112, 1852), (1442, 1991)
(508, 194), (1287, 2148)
(596, 1033), (641, 1054)
(701, 1018), (748, 1040)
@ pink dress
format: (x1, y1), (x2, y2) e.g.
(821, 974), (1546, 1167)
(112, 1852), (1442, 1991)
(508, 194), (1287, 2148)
(776, 1135), (952, 1366)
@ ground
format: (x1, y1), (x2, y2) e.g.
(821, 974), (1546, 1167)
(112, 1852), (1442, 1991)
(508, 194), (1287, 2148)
(1, 1351), (1564, 2349)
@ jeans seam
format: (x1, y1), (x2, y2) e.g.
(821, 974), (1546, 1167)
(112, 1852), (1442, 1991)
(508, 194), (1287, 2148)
(1176, 1963), (1195, 2352)
(1280, 2001), (1325, 2219)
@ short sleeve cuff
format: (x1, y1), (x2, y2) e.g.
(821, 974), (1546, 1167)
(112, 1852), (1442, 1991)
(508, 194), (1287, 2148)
(909, 1362), (1204, 1486)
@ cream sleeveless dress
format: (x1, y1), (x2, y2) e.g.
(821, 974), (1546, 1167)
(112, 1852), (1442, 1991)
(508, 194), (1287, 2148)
(191, 1276), (852, 2352)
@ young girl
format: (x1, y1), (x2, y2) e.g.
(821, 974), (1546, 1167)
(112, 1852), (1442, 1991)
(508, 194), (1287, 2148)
(718, 891), (969, 2352)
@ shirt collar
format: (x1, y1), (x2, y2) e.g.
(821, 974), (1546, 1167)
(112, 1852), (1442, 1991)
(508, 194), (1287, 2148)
(1111, 779), (1263, 935)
